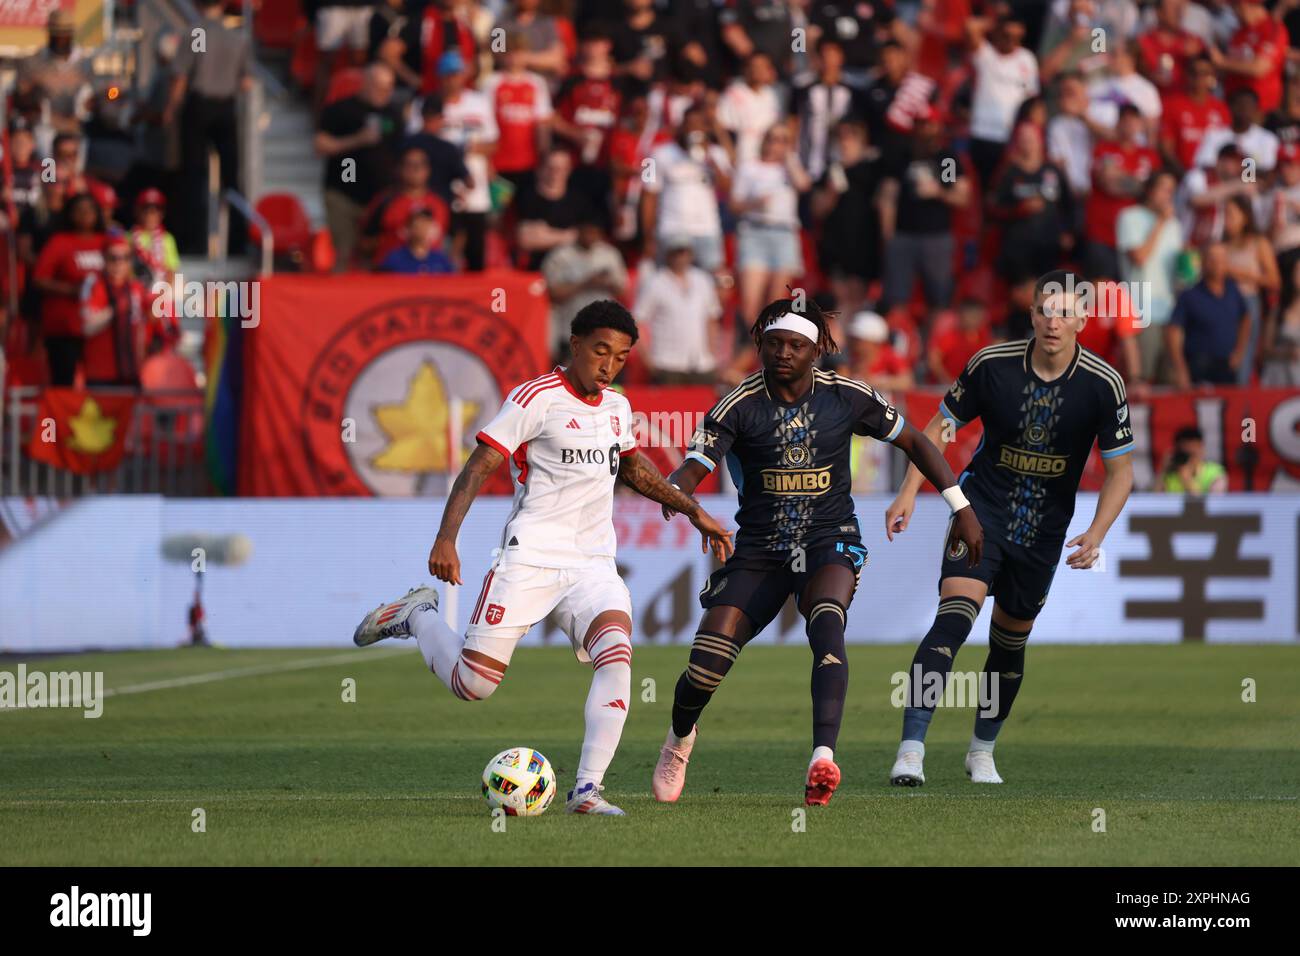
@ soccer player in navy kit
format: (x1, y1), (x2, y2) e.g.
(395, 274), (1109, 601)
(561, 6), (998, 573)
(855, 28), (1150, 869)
(650, 298), (985, 806)
(885, 271), (1135, 786)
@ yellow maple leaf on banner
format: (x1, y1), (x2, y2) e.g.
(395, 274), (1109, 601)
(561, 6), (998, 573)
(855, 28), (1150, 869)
(372, 362), (479, 472)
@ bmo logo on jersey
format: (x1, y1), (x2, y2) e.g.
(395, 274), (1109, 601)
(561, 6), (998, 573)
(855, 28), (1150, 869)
(560, 444), (622, 475)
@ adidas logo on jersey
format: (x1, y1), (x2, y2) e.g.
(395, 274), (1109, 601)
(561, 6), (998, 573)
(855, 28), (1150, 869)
(566, 418), (581, 429)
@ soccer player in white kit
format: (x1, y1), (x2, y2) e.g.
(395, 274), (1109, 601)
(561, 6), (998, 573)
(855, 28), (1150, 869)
(353, 301), (733, 815)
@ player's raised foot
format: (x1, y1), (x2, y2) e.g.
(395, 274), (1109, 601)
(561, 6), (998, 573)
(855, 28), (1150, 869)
(965, 749), (1003, 784)
(804, 757), (841, 806)
(890, 747), (925, 787)
(565, 782), (625, 816)
(651, 726), (697, 802)
(352, 586), (439, 647)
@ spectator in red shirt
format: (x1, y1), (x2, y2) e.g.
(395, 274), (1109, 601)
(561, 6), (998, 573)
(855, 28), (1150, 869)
(81, 236), (149, 387)
(360, 146), (452, 268)
(1137, 0), (1207, 98)
(553, 35), (621, 203)
(1085, 104), (1160, 279)
(928, 299), (992, 383)
(1216, 0), (1289, 115)
(847, 310), (914, 392)
(1159, 55), (1230, 176)
(32, 192), (106, 385)
(482, 32), (553, 192)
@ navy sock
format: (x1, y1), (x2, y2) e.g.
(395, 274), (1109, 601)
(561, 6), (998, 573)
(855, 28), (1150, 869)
(973, 620), (1030, 742)
(806, 599), (849, 752)
(671, 629), (741, 738)
(901, 595), (980, 743)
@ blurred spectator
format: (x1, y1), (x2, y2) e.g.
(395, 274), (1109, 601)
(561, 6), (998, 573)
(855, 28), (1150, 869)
(419, 0), (479, 97)
(165, 0), (252, 255)
(32, 193), (106, 386)
(731, 125), (810, 328)
(80, 235), (148, 388)
(609, 0), (682, 95)
(1262, 257), (1300, 384)
(1158, 55), (1229, 176)
(608, 93), (668, 244)
(1217, 0), (1289, 115)
(378, 207), (457, 274)
(1221, 193), (1279, 383)
(129, 189), (180, 288)
(482, 33), (553, 192)
(1160, 425), (1228, 494)
(1086, 103), (1159, 279)
(718, 53), (782, 166)
(813, 119), (884, 314)
(847, 310), (913, 392)
(718, 0), (793, 80)
(635, 239), (721, 385)
(1194, 88), (1279, 174)
(361, 146), (452, 268)
(793, 38), (859, 183)
(1000, 273), (1040, 339)
(967, 13), (1040, 188)
(7, 122), (42, 220)
(1046, 72), (1097, 230)
(369, 0), (425, 93)
(15, 9), (92, 143)
(399, 95), (472, 207)
(498, 0), (569, 89)
(990, 122), (1073, 281)
(1265, 73), (1300, 149)
(1268, 143), (1300, 305)
(928, 299), (992, 383)
(1039, 0), (1140, 82)
(1117, 169), (1183, 384)
(315, 63), (404, 272)
(542, 214), (628, 360)
(1181, 142), (1254, 246)
(435, 50), (497, 271)
(861, 39), (938, 179)
(1167, 241), (1250, 386)
(1085, 42), (1161, 140)
(516, 148), (588, 270)
(126, 31), (183, 211)
(1137, 0), (1208, 98)
(641, 104), (731, 272)
(879, 112), (969, 314)
(552, 35), (621, 203)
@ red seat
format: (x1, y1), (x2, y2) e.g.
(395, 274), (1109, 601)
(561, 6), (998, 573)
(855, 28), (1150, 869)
(255, 0), (303, 50)
(324, 67), (364, 106)
(249, 193), (315, 262)
(136, 351), (204, 461)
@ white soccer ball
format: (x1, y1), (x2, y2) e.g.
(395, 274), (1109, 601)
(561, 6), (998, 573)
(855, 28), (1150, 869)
(481, 747), (557, 816)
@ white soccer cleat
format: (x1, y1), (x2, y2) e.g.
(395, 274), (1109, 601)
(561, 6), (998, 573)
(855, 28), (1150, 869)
(565, 782), (625, 816)
(890, 747), (925, 787)
(652, 726), (697, 802)
(965, 750), (1003, 784)
(353, 586), (439, 647)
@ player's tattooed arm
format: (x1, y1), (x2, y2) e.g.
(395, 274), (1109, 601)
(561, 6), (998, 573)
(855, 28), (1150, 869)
(659, 458), (712, 519)
(619, 452), (735, 560)
(428, 442), (506, 585)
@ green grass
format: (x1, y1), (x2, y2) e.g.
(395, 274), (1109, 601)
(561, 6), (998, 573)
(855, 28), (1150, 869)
(1, 644), (1296, 865)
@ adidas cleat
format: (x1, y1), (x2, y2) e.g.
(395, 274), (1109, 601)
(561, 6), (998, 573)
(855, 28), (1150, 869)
(353, 586), (438, 647)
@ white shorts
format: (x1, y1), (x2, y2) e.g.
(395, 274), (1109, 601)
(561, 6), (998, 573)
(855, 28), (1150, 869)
(316, 7), (371, 52)
(464, 559), (632, 666)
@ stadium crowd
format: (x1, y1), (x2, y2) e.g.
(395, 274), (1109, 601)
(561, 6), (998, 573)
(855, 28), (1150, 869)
(5, 1), (1300, 428)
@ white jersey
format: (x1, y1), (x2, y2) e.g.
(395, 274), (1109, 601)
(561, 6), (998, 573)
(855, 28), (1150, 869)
(476, 369), (636, 569)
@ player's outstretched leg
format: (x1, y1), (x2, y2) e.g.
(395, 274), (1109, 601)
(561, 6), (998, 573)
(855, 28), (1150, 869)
(799, 563), (857, 806)
(966, 609), (1032, 784)
(567, 611), (633, 816)
(653, 606), (753, 802)
(891, 581), (987, 786)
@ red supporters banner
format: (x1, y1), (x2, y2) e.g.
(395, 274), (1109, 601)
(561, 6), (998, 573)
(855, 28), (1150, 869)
(241, 273), (551, 496)
(26, 389), (137, 474)
(621, 384), (720, 494)
(899, 387), (1300, 492)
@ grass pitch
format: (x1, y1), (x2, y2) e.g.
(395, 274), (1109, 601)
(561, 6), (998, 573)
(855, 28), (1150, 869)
(1, 644), (1296, 866)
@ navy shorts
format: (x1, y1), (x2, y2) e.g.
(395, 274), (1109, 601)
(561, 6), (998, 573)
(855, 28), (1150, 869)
(699, 539), (868, 635)
(938, 530), (1060, 621)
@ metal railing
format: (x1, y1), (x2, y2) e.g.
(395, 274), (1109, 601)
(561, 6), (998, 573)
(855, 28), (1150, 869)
(1, 386), (209, 497)
(214, 184), (275, 276)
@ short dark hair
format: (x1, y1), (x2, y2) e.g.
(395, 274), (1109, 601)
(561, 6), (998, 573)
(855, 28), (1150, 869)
(1034, 270), (1079, 303)
(1174, 425), (1204, 444)
(1118, 103), (1142, 120)
(571, 299), (639, 344)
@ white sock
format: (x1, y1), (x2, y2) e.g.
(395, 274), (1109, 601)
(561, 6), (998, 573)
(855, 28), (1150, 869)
(899, 740), (925, 758)
(969, 734), (996, 753)
(575, 625), (632, 789)
(410, 604), (463, 693)
(810, 745), (834, 767)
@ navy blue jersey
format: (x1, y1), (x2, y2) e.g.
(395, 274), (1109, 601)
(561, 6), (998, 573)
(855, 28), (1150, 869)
(686, 368), (905, 553)
(939, 339), (1134, 548)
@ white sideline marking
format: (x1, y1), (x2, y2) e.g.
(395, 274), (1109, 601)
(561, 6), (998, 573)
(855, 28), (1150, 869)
(0, 646), (410, 712)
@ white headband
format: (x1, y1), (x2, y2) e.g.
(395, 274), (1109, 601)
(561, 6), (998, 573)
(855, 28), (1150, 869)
(763, 313), (819, 343)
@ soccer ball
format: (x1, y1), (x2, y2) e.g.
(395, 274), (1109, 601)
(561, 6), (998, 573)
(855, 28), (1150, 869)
(481, 748), (557, 816)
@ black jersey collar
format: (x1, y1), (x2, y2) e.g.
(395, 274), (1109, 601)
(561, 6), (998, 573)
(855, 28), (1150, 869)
(1024, 338), (1081, 383)
(762, 368), (815, 405)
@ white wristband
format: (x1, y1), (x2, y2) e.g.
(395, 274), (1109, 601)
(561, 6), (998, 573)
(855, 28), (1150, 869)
(941, 486), (970, 513)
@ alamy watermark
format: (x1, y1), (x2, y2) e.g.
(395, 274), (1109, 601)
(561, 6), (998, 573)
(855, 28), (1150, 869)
(0, 664), (104, 718)
(890, 667), (1000, 718)
(152, 273), (261, 328)
(1040, 275), (1154, 329)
